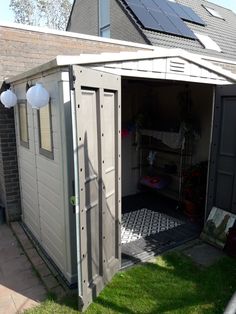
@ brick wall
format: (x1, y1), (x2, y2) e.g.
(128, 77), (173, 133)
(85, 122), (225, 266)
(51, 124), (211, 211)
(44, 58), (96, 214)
(110, 0), (148, 44)
(0, 24), (150, 222)
(0, 25), (146, 82)
(0, 105), (21, 221)
(211, 61), (236, 74)
(67, 0), (147, 44)
(67, 0), (99, 36)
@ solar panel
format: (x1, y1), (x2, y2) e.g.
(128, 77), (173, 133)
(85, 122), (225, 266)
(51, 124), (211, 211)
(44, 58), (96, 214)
(169, 15), (196, 39)
(140, 0), (160, 11)
(152, 0), (177, 16)
(181, 5), (206, 26)
(149, 9), (182, 36)
(123, 0), (199, 39)
(169, 2), (206, 26)
(168, 2), (190, 20)
(128, 2), (164, 31)
(124, 0), (142, 6)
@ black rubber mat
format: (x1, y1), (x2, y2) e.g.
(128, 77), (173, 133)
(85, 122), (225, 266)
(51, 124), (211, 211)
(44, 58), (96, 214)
(121, 192), (201, 268)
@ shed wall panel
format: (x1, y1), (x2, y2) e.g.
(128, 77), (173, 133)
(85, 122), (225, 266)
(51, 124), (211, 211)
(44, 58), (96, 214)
(13, 70), (76, 284)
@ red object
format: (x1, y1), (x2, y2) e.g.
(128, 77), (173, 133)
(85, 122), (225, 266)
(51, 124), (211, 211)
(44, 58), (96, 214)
(140, 175), (171, 190)
(225, 227), (236, 257)
(121, 129), (129, 138)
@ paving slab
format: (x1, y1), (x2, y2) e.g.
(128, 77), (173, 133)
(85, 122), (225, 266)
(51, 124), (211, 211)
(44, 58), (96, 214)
(183, 242), (225, 267)
(0, 224), (47, 314)
(11, 222), (67, 299)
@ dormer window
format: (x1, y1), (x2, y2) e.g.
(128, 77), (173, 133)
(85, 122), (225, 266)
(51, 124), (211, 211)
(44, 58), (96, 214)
(99, 0), (110, 38)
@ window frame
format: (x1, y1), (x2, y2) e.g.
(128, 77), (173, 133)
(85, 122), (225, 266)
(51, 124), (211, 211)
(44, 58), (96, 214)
(18, 100), (29, 149)
(99, 0), (110, 38)
(194, 32), (222, 52)
(37, 101), (54, 160)
(203, 5), (224, 20)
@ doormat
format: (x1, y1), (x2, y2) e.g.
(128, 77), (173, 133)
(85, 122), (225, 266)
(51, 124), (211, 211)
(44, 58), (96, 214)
(121, 208), (183, 244)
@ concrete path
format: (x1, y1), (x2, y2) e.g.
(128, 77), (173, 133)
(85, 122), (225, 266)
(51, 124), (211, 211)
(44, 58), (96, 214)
(0, 224), (47, 314)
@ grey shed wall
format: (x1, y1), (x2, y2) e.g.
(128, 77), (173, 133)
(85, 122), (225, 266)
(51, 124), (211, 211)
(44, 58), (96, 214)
(67, 0), (148, 44)
(12, 68), (77, 284)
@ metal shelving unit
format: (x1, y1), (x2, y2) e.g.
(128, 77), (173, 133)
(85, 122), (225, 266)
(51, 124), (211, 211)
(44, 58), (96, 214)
(138, 130), (193, 202)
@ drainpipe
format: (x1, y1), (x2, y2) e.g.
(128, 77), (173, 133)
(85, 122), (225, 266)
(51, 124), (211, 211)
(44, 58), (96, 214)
(224, 292), (236, 314)
(69, 66), (82, 299)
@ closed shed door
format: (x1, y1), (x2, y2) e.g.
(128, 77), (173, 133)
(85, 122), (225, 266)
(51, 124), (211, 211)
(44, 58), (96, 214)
(73, 66), (121, 311)
(207, 85), (236, 216)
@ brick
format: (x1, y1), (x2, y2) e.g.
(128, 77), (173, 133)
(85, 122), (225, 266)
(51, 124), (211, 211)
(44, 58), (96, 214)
(26, 248), (45, 268)
(51, 285), (66, 300)
(41, 275), (59, 290)
(36, 263), (51, 278)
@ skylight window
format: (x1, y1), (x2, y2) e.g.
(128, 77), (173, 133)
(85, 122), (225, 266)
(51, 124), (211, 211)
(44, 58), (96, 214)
(195, 33), (222, 52)
(203, 5), (224, 19)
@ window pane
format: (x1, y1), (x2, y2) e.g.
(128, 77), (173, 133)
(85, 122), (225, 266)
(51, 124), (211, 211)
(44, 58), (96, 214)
(100, 26), (110, 38)
(99, 0), (110, 28)
(19, 103), (28, 144)
(39, 104), (52, 152)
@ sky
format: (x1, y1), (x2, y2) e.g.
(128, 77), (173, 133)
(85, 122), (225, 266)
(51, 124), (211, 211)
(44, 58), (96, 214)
(0, 0), (236, 23)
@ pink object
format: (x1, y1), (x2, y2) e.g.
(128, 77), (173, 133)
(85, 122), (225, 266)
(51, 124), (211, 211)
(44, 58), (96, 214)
(122, 129), (130, 138)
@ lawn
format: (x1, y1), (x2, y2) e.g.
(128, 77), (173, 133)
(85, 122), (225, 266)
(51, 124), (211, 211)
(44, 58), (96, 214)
(25, 251), (236, 314)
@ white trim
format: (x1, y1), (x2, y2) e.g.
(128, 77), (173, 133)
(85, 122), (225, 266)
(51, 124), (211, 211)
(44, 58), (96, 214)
(0, 21), (154, 50)
(6, 49), (236, 85)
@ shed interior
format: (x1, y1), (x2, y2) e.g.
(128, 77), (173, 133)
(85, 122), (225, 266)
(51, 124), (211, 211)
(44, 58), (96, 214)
(120, 78), (213, 265)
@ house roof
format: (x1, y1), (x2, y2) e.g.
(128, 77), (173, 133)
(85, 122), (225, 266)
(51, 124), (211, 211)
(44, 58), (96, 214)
(7, 49), (236, 85)
(118, 0), (236, 61)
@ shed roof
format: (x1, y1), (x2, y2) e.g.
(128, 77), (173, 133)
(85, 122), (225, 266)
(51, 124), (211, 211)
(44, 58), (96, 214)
(7, 49), (236, 85)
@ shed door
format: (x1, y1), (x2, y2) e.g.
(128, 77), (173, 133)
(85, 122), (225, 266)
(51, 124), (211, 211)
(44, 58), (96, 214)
(207, 85), (236, 218)
(72, 66), (121, 311)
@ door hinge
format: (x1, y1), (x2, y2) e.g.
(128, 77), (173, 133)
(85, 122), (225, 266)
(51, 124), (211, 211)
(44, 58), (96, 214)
(69, 65), (76, 91)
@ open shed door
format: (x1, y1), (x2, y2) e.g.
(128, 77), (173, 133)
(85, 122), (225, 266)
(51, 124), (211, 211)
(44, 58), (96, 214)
(72, 66), (121, 311)
(207, 85), (236, 218)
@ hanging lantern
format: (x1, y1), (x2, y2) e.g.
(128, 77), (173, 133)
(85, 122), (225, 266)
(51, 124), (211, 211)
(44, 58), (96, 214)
(0, 89), (17, 108)
(26, 83), (50, 109)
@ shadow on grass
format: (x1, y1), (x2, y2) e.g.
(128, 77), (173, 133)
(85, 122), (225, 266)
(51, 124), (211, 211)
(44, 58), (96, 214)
(35, 252), (236, 314)
(88, 252), (236, 314)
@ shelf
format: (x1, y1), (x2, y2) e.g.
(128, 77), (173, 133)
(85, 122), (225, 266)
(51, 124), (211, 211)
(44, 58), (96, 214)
(139, 145), (192, 156)
(138, 165), (180, 179)
(157, 188), (180, 201)
(139, 182), (180, 201)
(139, 145), (180, 155)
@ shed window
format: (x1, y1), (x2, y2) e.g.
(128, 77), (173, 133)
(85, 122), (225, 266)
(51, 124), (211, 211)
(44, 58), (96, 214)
(38, 103), (53, 159)
(19, 101), (29, 148)
(99, 0), (110, 38)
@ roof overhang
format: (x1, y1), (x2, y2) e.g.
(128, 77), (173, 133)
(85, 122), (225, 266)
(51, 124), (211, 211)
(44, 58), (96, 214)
(7, 48), (236, 85)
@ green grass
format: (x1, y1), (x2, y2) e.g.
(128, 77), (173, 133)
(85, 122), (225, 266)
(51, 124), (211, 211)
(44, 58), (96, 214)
(25, 252), (236, 314)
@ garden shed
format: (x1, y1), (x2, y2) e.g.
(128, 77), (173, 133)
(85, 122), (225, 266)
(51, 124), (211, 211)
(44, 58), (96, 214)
(6, 49), (236, 311)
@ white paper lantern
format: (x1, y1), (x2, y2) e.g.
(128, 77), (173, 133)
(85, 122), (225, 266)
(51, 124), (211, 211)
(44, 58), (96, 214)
(26, 83), (50, 109)
(0, 89), (17, 108)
